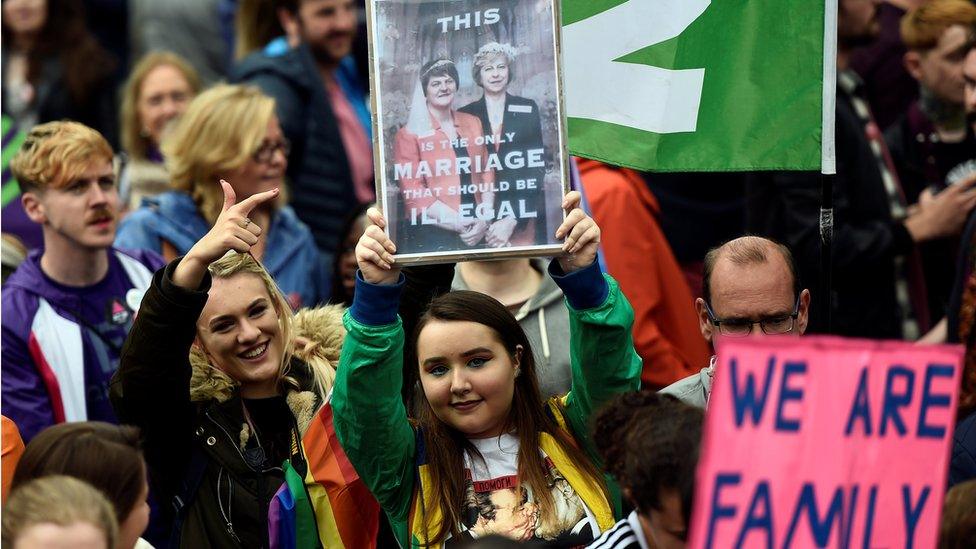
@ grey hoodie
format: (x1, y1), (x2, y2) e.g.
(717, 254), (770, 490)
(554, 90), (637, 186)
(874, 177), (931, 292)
(452, 260), (572, 398)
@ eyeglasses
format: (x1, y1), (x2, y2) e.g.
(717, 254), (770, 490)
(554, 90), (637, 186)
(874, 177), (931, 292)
(252, 138), (290, 164)
(704, 295), (801, 337)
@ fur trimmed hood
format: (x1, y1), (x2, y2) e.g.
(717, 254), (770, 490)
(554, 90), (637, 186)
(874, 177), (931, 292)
(188, 304), (346, 439)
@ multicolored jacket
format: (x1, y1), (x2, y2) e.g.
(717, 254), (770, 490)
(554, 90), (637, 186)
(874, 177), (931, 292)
(1, 248), (164, 441)
(333, 261), (643, 547)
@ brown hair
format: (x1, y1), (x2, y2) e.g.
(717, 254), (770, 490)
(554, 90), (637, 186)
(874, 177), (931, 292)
(0, 0), (116, 106)
(10, 121), (114, 193)
(594, 391), (703, 530)
(161, 84), (276, 223)
(411, 290), (608, 543)
(901, 0), (976, 51)
(120, 51), (202, 161)
(702, 235), (800, 304)
(2, 475), (118, 549)
(11, 422), (146, 527)
(940, 479), (976, 549)
(235, 0), (287, 60)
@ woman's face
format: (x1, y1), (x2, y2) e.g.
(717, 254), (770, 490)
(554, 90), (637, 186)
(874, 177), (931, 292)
(136, 64), (193, 149)
(196, 273), (284, 398)
(226, 116), (288, 203)
(117, 471), (150, 549)
(425, 74), (457, 110)
(2, 0), (46, 37)
(479, 55), (510, 95)
(417, 320), (520, 438)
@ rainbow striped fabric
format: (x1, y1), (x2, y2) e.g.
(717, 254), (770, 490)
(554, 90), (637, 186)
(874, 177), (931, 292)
(269, 402), (381, 548)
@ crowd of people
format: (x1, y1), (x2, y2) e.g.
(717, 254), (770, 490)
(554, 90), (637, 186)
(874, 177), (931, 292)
(1, 0), (975, 547)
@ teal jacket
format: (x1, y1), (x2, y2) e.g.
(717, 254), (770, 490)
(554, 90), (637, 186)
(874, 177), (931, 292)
(332, 261), (642, 547)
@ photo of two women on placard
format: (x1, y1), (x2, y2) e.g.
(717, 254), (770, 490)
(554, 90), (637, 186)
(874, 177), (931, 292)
(372, 0), (565, 258)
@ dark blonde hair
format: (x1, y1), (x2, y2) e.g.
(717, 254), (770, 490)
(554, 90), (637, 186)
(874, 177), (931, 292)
(411, 290), (608, 543)
(10, 121), (113, 193)
(120, 51), (201, 161)
(901, 0), (976, 51)
(195, 252), (335, 399)
(162, 84), (276, 223)
(2, 476), (118, 549)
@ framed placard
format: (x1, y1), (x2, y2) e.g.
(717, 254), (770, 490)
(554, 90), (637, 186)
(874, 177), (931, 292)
(366, 0), (569, 264)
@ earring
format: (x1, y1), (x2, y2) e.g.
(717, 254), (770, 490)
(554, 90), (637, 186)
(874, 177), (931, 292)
(514, 368), (521, 378)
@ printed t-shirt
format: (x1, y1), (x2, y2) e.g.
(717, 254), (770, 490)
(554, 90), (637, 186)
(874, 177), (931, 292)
(444, 433), (599, 546)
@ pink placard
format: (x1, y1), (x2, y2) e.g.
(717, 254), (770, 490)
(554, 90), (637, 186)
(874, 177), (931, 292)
(688, 336), (963, 549)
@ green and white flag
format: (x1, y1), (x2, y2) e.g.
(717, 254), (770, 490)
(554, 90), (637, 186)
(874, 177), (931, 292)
(563, 0), (837, 174)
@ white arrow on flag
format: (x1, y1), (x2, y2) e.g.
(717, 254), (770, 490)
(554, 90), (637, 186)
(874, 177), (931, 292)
(563, 0), (711, 135)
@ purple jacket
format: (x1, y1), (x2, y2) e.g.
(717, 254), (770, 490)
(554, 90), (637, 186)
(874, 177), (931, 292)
(1, 248), (165, 441)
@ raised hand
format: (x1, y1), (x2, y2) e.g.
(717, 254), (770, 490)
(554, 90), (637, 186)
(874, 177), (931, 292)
(173, 180), (279, 289)
(356, 207), (400, 285)
(555, 191), (601, 273)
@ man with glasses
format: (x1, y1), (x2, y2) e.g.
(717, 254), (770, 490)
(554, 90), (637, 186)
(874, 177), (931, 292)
(660, 236), (811, 408)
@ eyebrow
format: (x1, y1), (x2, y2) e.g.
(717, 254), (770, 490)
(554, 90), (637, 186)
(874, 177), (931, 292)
(421, 347), (494, 367)
(207, 297), (267, 330)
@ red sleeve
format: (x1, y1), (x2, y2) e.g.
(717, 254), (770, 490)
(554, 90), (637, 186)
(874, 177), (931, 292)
(579, 161), (710, 387)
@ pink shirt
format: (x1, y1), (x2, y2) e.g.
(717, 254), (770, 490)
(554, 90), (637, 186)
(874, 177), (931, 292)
(327, 80), (375, 203)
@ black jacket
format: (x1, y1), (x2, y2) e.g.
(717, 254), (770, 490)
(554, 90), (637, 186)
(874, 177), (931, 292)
(885, 105), (976, 322)
(232, 45), (361, 265)
(460, 93), (548, 243)
(111, 261), (324, 548)
(746, 82), (915, 339)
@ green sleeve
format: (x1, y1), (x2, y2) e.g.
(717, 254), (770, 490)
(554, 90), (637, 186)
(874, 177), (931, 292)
(331, 311), (416, 523)
(562, 275), (643, 457)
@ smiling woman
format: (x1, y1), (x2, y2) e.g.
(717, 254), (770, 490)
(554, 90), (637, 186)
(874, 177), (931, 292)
(111, 182), (347, 547)
(332, 191), (644, 547)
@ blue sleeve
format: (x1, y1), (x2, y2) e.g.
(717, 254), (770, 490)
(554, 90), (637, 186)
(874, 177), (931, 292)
(349, 272), (405, 326)
(1, 316), (54, 442)
(114, 213), (162, 255)
(548, 260), (610, 310)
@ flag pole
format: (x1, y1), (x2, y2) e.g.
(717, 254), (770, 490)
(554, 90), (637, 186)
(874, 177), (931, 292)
(819, 174), (833, 332)
(820, 0), (838, 332)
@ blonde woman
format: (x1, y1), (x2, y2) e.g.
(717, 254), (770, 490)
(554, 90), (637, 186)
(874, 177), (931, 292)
(116, 84), (328, 307)
(118, 51), (201, 210)
(112, 182), (349, 546)
(460, 42), (547, 248)
(2, 476), (118, 549)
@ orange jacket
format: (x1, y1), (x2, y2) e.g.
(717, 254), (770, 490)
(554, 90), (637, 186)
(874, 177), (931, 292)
(578, 159), (710, 387)
(2, 415), (25, 504)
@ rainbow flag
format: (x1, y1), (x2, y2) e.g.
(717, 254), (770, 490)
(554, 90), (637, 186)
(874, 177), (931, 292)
(269, 401), (380, 548)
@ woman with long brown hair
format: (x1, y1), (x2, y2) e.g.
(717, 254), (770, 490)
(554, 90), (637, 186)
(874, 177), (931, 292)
(333, 191), (642, 546)
(2, 0), (117, 143)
